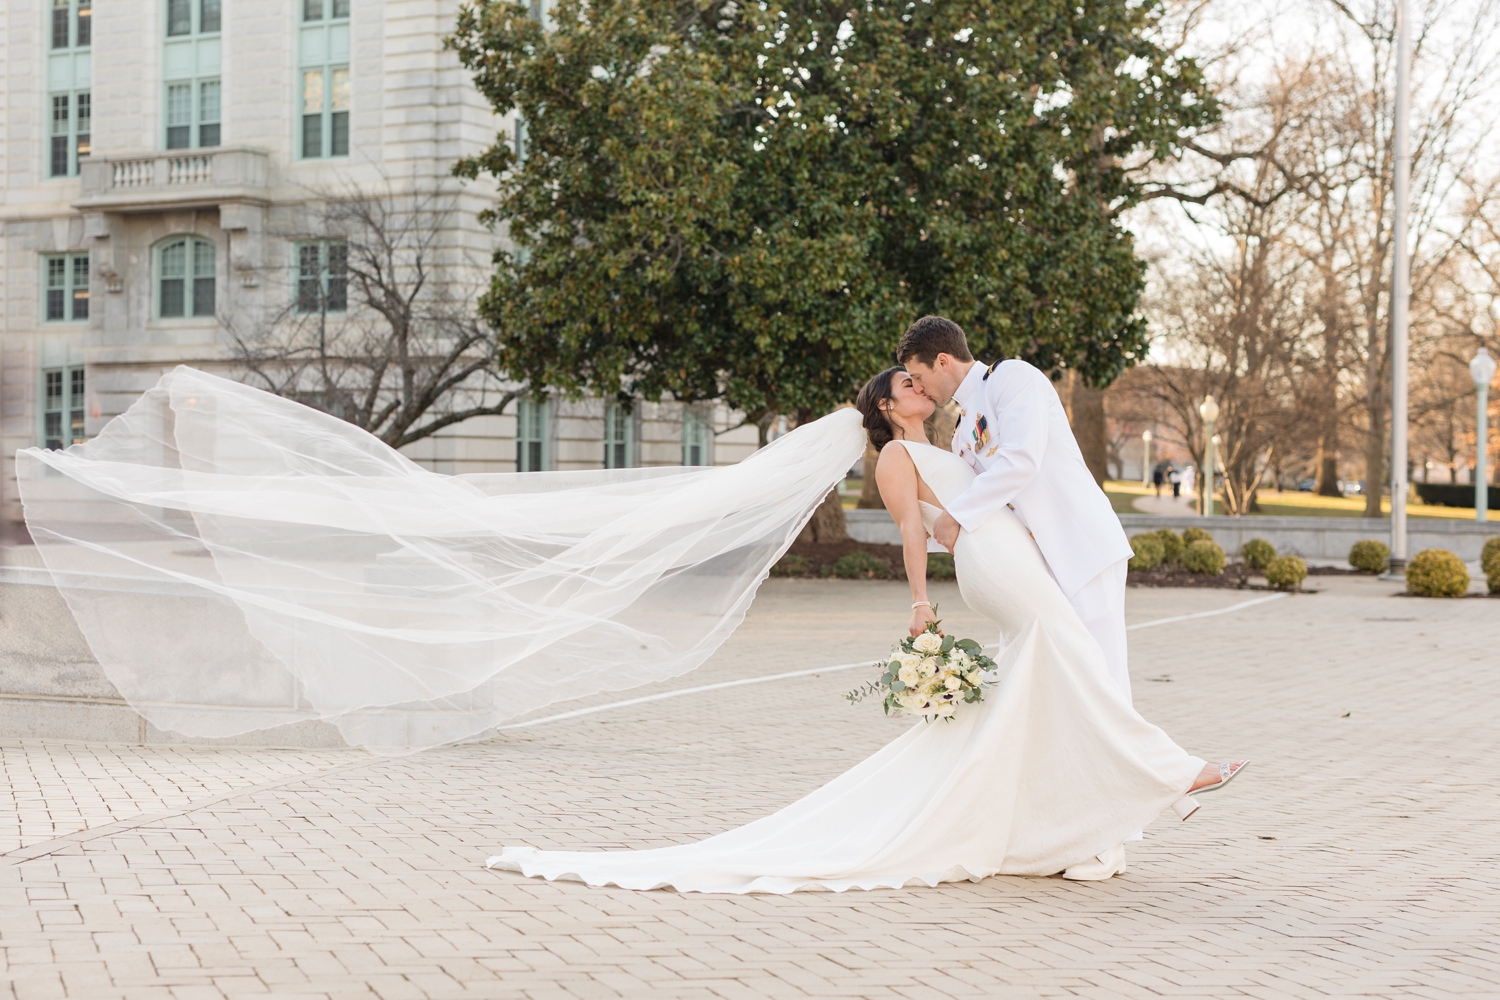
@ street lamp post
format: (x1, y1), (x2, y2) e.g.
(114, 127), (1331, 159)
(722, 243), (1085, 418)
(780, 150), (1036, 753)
(1199, 396), (1219, 517)
(1389, 0), (1412, 572)
(1471, 347), (1497, 522)
(1142, 429), (1154, 486)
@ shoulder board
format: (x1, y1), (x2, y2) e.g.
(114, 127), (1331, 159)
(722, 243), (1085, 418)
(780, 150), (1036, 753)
(981, 360), (1000, 381)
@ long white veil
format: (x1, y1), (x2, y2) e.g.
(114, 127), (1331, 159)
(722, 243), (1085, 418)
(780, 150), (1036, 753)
(17, 367), (867, 752)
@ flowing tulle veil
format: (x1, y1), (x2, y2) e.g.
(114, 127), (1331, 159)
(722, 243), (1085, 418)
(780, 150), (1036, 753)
(16, 367), (866, 752)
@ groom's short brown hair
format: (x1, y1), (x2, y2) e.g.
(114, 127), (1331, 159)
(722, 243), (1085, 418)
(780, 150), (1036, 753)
(897, 316), (974, 367)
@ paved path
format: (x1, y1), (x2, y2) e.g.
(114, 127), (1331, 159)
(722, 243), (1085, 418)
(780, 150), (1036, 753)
(1132, 494), (1200, 516)
(3, 577), (1498, 999)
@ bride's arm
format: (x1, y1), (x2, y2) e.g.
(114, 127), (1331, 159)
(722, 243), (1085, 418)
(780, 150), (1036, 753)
(875, 444), (942, 637)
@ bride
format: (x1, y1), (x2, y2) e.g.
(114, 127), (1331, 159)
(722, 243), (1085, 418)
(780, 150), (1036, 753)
(487, 367), (1246, 890)
(19, 365), (1244, 890)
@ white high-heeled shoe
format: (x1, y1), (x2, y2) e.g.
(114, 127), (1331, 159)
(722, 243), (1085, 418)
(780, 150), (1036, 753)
(1170, 760), (1250, 821)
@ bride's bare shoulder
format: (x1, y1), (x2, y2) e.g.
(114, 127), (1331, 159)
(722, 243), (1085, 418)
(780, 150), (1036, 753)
(877, 440), (915, 466)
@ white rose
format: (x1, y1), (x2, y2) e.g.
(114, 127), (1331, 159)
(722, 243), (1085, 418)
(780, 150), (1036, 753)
(899, 652), (923, 670)
(964, 671), (981, 686)
(913, 631), (943, 654)
(898, 664), (920, 686)
(944, 675), (961, 691)
(937, 703), (957, 718)
(920, 657), (940, 677)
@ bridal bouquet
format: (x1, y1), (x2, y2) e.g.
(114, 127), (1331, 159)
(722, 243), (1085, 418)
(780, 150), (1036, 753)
(846, 618), (997, 721)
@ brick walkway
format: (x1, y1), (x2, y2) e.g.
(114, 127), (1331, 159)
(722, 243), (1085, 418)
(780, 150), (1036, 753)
(2, 577), (1497, 999)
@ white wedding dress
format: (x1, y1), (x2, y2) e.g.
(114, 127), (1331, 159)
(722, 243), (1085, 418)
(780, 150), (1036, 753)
(488, 441), (1206, 892)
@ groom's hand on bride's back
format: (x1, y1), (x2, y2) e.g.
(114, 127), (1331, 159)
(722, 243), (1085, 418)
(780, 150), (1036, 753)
(933, 512), (960, 553)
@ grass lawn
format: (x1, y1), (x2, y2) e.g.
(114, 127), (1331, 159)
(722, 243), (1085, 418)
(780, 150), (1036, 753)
(1104, 480), (1500, 521)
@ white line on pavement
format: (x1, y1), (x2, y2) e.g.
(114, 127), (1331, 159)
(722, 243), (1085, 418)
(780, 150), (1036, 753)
(497, 591), (1290, 732)
(1124, 592), (1288, 631)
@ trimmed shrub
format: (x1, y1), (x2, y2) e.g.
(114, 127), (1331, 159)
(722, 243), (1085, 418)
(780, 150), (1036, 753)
(1129, 533), (1165, 571)
(823, 551), (891, 580)
(1264, 555), (1307, 591)
(770, 554), (813, 577)
(926, 553), (957, 580)
(1482, 536), (1500, 573)
(1240, 538), (1276, 571)
(1182, 539), (1227, 575)
(1154, 529), (1185, 565)
(1488, 562), (1500, 595)
(1405, 548), (1470, 598)
(1348, 539), (1390, 574)
(1182, 527), (1213, 545)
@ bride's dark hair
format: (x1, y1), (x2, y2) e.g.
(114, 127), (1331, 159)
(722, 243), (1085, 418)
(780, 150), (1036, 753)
(855, 367), (905, 452)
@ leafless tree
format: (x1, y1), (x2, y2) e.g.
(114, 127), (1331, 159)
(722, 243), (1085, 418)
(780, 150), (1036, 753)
(227, 185), (520, 449)
(1135, 0), (1499, 513)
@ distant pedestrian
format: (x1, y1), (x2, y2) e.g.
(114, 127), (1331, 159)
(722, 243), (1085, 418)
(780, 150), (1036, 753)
(1152, 463), (1165, 497)
(1168, 466), (1181, 498)
(1180, 465), (1195, 499)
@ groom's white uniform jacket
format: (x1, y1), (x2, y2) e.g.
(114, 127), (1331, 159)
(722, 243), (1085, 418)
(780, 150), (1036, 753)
(946, 360), (1132, 599)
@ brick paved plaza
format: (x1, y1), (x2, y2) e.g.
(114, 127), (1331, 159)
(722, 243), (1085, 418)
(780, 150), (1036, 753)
(2, 576), (1497, 999)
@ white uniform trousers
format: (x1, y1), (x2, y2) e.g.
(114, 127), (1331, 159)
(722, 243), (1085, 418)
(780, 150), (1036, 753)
(1067, 558), (1131, 703)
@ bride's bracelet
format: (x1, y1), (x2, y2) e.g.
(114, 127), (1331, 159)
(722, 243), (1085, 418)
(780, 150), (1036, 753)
(912, 601), (931, 609)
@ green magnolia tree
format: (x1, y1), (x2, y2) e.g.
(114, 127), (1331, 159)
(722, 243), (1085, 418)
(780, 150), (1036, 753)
(449, 0), (1216, 438)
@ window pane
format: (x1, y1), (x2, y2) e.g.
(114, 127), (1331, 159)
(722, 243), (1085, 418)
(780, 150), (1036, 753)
(77, 0), (91, 46)
(70, 409), (86, 445)
(45, 412), (63, 449)
(200, 0), (221, 33)
(48, 257), (67, 289)
(160, 241), (186, 277)
(46, 371), (64, 408)
(297, 244), (321, 311)
(76, 93), (91, 160)
(331, 68), (350, 112)
(72, 256), (90, 320)
(193, 239), (215, 278)
(199, 80), (221, 148)
(160, 241), (186, 316)
(52, 95), (69, 135)
(71, 368), (86, 406)
(192, 240), (217, 315)
(326, 242), (348, 310)
(50, 137), (70, 177)
(199, 81), (220, 123)
(302, 115), (322, 159)
(332, 0), (350, 17)
(47, 289), (66, 321)
(160, 280), (185, 316)
(304, 0), (323, 22)
(166, 84), (192, 149)
(53, 1), (70, 48)
(303, 70), (324, 115)
(167, 85), (192, 127)
(330, 68), (350, 155)
(167, 0), (192, 35)
(193, 276), (216, 316)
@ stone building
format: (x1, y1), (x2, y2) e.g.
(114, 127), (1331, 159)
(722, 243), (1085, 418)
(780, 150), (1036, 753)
(0, 0), (758, 540)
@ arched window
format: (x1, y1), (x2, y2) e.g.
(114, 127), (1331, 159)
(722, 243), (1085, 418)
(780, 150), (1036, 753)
(156, 236), (216, 317)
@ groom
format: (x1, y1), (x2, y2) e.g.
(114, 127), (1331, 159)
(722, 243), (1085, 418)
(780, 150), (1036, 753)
(897, 316), (1137, 701)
